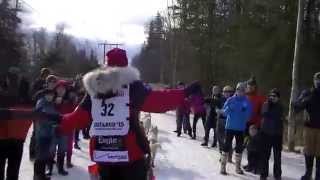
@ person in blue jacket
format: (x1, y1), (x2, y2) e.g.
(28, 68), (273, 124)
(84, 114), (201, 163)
(219, 82), (252, 175)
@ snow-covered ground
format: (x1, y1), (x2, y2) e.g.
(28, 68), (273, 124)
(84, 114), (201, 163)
(20, 112), (305, 180)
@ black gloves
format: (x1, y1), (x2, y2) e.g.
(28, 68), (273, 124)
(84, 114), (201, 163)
(184, 81), (202, 97)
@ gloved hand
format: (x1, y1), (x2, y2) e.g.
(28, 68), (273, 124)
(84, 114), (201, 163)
(184, 81), (201, 97)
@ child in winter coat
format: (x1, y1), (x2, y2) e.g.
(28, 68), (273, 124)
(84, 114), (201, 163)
(246, 125), (261, 174)
(47, 80), (70, 176)
(34, 88), (60, 180)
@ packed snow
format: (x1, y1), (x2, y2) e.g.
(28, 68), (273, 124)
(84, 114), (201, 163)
(19, 112), (305, 180)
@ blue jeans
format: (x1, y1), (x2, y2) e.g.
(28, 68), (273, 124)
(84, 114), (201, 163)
(36, 137), (52, 161)
(50, 134), (68, 156)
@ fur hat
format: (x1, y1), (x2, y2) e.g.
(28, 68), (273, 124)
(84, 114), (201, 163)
(106, 48), (128, 67)
(83, 66), (140, 97)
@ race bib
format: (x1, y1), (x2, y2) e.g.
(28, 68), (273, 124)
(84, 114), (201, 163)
(90, 86), (130, 136)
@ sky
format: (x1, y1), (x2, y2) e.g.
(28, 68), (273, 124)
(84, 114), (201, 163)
(23, 0), (168, 56)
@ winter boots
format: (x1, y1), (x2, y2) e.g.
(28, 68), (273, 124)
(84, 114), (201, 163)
(220, 152), (244, 175)
(34, 160), (51, 180)
(235, 153), (244, 174)
(201, 141), (217, 147)
(301, 155), (314, 180)
(228, 150), (233, 163)
(46, 159), (54, 176)
(201, 141), (208, 146)
(66, 155), (73, 168)
(192, 131), (196, 140)
(211, 142), (217, 148)
(57, 153), (68, 176)
(220, 152), (227, 175)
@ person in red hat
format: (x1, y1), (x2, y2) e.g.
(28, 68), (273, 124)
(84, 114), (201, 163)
(58, 48), (201, 180)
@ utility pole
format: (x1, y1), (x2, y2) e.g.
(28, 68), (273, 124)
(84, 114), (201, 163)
(98, 42), (124, 64)
(167, 0), (180, 87)
(287, 0), (305, 152)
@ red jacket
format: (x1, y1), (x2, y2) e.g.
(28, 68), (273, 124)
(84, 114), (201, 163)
(61, 80), (185, 164)
(247, 92), (266, 128)
(56, 100), (77, 135)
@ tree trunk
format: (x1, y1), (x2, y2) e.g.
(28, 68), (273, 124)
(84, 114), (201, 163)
(288, 0), (304, 152)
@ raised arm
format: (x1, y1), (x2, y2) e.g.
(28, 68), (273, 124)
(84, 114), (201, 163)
(0, 106), (52, 121)
(141, 89), (185, 113)
(294, 90), (311, 113)
(131, 81), (201, 113)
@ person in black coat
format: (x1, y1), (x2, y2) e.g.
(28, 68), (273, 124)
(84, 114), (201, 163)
(295, 72), (320, 180)
(201, 85), (224, 147)
(260, 89), (283, 180)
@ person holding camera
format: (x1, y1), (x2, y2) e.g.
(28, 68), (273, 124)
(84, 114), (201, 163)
(295, 72), (320, 180)
(260, 89), (284, 180)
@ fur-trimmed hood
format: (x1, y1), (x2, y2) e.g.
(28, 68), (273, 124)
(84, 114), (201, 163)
(82, 66), (140, 97)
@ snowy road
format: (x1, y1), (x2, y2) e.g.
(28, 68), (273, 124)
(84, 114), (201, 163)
(20, 112), (304, 180)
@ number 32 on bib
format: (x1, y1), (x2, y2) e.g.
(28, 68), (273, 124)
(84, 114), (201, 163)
(90, 86), (130, 137)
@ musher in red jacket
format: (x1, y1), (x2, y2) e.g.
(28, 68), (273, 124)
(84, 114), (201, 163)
(58, 48), (201, 180)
